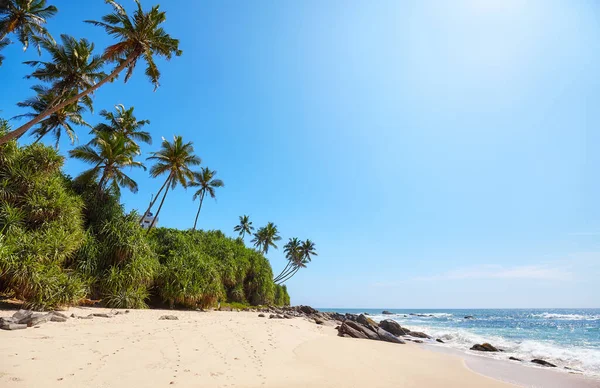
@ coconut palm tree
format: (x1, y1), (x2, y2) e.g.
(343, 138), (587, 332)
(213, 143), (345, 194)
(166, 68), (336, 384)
(93, 104), (151, 153)
(0, 0), (182, 145)
(273, 238), (301, 282)
(189, 167), (224, 231)
(251, 222), (281, 255)
(142, 135), (200, 232)
(0, 0), (57, 53)
(14, 85), (91, 149)
(233, 215), (254, 239)
(69, 131), (145, 195)
(276, 239), (317, 284)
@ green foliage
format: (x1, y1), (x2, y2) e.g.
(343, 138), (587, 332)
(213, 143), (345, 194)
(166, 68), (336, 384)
(273, 284), (290, 306)
(0, 140), (87, 310)
(151, 229), (277, 308)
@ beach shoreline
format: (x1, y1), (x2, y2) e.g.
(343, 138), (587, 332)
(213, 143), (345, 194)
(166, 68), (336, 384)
(0, 307), (597, 387)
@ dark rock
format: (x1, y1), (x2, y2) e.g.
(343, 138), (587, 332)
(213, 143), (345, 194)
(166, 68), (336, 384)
(52, 311), (69, 319)
(258, 314), (265, 317)
(1, 323), (27, 330)
(78, 315), (93, 319)
(284, 314), (292, 319)
(70, 313), (76, 318)
(50, 315), (67, 323)
(345, 320), (379, 340)
(436, 338), (444, 343)
(531, 359), (556, 367)
(92, 313), (113, 318)
(12, 310), (33, 324)
(28, 313), (53, 326)
(471, 343), (499, 352)
(338, 322), (368, 339)
(364, 312), (370, 316)
(464, 315), (475, 319)
(159, 315), (178, 320)
(408, 331), (432, 339)
(376, 327), (406, 344)
(509, 357), (522, 361)
(412, 339), (424, 343)
(357, 314), (378, 329)
(379, 320), (410, 336)
(299, 306), (318, 315)
(382, 310), (394, 315)
(314, 317), (324, 325)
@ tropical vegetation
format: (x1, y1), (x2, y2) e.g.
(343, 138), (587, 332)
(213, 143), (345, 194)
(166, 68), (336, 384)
(0, 1), (316, 311)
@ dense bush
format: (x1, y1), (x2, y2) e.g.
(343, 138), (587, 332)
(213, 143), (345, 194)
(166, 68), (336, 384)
(0, 137), (290, 310)
(151, 229), (289, 308)
(0, 140), (87, 310)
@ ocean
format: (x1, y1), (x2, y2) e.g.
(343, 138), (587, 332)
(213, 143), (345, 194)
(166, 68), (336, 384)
(320, 308), (600, 377)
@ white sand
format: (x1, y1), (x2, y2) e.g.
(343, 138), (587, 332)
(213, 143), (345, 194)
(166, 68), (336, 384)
(0, 308), (528, 387)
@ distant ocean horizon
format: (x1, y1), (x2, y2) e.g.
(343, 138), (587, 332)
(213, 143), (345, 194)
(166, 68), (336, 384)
(317, 308), (600, 377)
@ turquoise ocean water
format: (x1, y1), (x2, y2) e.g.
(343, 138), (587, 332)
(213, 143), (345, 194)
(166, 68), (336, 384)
(320, 308), (600, 377)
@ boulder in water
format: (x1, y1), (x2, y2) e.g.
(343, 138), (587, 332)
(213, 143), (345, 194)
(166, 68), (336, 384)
(379, 320), (410, 336)
(531, 359), (556, 367)
(382, 310), (394, 315)
(470, 343), (499, 352)
(509, 357), (522, 361)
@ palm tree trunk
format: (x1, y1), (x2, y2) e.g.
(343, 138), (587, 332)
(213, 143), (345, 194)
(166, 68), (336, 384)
(192, 191), (205, 231)
(274, 261), (293, 282)
(0, 52), (139, 146)
(276, 267), (300, 284)
(139, 175), (171, 224)
(147, 180), (170, 233)
(96, 171), (108, 195)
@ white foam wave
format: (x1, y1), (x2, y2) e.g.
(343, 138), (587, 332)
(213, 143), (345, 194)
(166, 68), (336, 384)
(531, 313), (600, 321)
(405, 324), (600, 377)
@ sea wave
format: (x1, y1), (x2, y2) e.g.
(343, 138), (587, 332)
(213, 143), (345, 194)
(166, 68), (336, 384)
(404, 324), (600, 377)
(530, 313), (600, 321)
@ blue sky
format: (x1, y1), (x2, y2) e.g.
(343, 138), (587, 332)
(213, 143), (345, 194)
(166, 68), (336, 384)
(1, 0), (599, 308)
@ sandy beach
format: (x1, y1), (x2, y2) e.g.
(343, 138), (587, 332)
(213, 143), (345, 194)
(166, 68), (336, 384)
(0, 308), (596, 388)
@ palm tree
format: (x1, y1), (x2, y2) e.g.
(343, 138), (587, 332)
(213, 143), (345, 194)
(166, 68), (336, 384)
(274, 238), (301, 282)
(276, 239), (317, 284)
(233, 215), (254, 239)
(14, 85), (91, 149)
(69, 131), (145, 195)
(251, 222), (281, 255)
(93, 104), (151, 153)
(0, 0), (57, 53)
(0, 0), (182, 145)
(189, 167), (224, 231)
(142, 135), (200, 232)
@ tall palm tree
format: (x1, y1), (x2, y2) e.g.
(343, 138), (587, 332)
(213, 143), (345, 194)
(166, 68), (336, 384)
(69, 131), (145, 195)
(14, 85), (91, 148)
(189, 167), (224, 231)
(276, 239), (317, 284)
(0, 0), (182, 145)
(142, 135), (200, 232)
(274, 238), (301, 282)
(0, 0), (57, 53)
(251, 222), (281, 255)
(233, 215), (254, 239)
(93, 104), (151, 153)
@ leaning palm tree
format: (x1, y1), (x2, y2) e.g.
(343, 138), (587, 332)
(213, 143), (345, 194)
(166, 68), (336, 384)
(233, 215), (254, 239)
(142, 135), (201, 232)
(0, 0), (57, 53)
(15, 85), (91, 149)
(251, 222), (281, 255)
(0, 0), (182, 145)
(274, 238), (301, 282)
(69, 131), (145, 195)
(276, 239), (317, 284)
(189, 167), (224, 231)
(94, 104), (151, 152)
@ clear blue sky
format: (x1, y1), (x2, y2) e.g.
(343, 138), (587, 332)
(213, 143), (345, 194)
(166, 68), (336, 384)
(1, 0), (599, 308)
